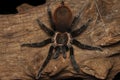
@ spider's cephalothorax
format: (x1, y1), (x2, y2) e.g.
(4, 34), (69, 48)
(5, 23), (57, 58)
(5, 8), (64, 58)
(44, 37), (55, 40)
(21, 1), (102, 80)
(54, 32), (69, 46)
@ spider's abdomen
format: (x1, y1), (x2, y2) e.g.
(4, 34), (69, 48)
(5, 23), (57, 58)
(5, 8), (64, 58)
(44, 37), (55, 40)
(53, 5), (73, 32)
(56, 33), (68, 45)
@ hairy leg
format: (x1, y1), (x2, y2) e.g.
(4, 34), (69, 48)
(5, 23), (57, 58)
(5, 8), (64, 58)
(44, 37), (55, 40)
(21, 38), (52, 48)
(70, 14), (81, 28)
(62, 46), (68, 59)
(71, 19), (92, 37)
(47, 4), (56, 31)
(69, 46), (80, 73)
(53, 46), (60, 59)
(36, 19), (55, 36)
(36, 46), (54, 80)
(72, 39), (102, 51)
(53, 46), (68, 59)
(70, 1), (89, 28)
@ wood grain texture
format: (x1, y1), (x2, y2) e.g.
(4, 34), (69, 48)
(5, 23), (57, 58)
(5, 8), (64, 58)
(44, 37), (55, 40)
(0, 0), (119, 80)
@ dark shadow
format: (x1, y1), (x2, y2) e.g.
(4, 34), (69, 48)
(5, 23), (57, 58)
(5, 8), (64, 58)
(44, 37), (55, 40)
(0, 0), (46, 14)
(113, 72), (120, 80)
(61, 77), (83, 80)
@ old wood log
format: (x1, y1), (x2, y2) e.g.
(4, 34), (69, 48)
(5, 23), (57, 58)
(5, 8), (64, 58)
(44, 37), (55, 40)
(0, 0), (120, 80)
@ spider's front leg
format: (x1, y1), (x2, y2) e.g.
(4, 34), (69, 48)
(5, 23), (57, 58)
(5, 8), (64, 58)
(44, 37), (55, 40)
(53, 46), (68, 59)
(69, 46), (80, 73)
(72, 39), (102, 51)
(21, 38), (52, 48)
(36, 46), (54, 80)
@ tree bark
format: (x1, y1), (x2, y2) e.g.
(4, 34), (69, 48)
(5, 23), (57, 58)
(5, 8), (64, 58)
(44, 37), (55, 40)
(0, 0), (120, 80)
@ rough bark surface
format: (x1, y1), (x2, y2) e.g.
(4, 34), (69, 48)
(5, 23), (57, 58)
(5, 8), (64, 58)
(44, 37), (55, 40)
(0, 0), (120, 80)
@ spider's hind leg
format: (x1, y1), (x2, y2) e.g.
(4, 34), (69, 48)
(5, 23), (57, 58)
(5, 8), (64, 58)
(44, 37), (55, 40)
(71, 19), (92, 37)
(47, 4), (56, 31)
(36, 19), (55, 36)
(70, 1), (89, 28)
(70, 13), (81, 28)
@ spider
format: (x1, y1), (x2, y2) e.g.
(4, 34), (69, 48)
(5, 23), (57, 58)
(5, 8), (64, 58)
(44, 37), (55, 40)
(21, 1), (102, 80)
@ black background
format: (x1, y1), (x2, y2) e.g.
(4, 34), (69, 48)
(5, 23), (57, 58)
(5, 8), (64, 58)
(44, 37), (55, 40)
(0, 0), (119, 80)
(0, 0), (46, 14)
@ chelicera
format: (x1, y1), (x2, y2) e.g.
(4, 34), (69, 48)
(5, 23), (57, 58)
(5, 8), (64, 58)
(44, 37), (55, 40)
(21, 1), (102, 80)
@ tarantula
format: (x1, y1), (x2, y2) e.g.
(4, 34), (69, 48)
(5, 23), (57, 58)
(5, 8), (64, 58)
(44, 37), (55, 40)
(21, 1), (102, 80)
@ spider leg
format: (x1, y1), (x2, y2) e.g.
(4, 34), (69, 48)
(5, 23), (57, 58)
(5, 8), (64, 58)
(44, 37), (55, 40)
(53, 46), (68, 59)
(47, 4), (56, 31)
(70, 14), (81, 28)
(53, 46), (60, 59)
(70, 1), (89, 28)
(36, 46), (54, 80)
(21, 38), (52, 48)
(71, 19), (92, 37)
(69, 46), (80, 73)
(62, 46), (68, 59)
(72, 39), (102, 51)
(36, 19), (55, 36)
